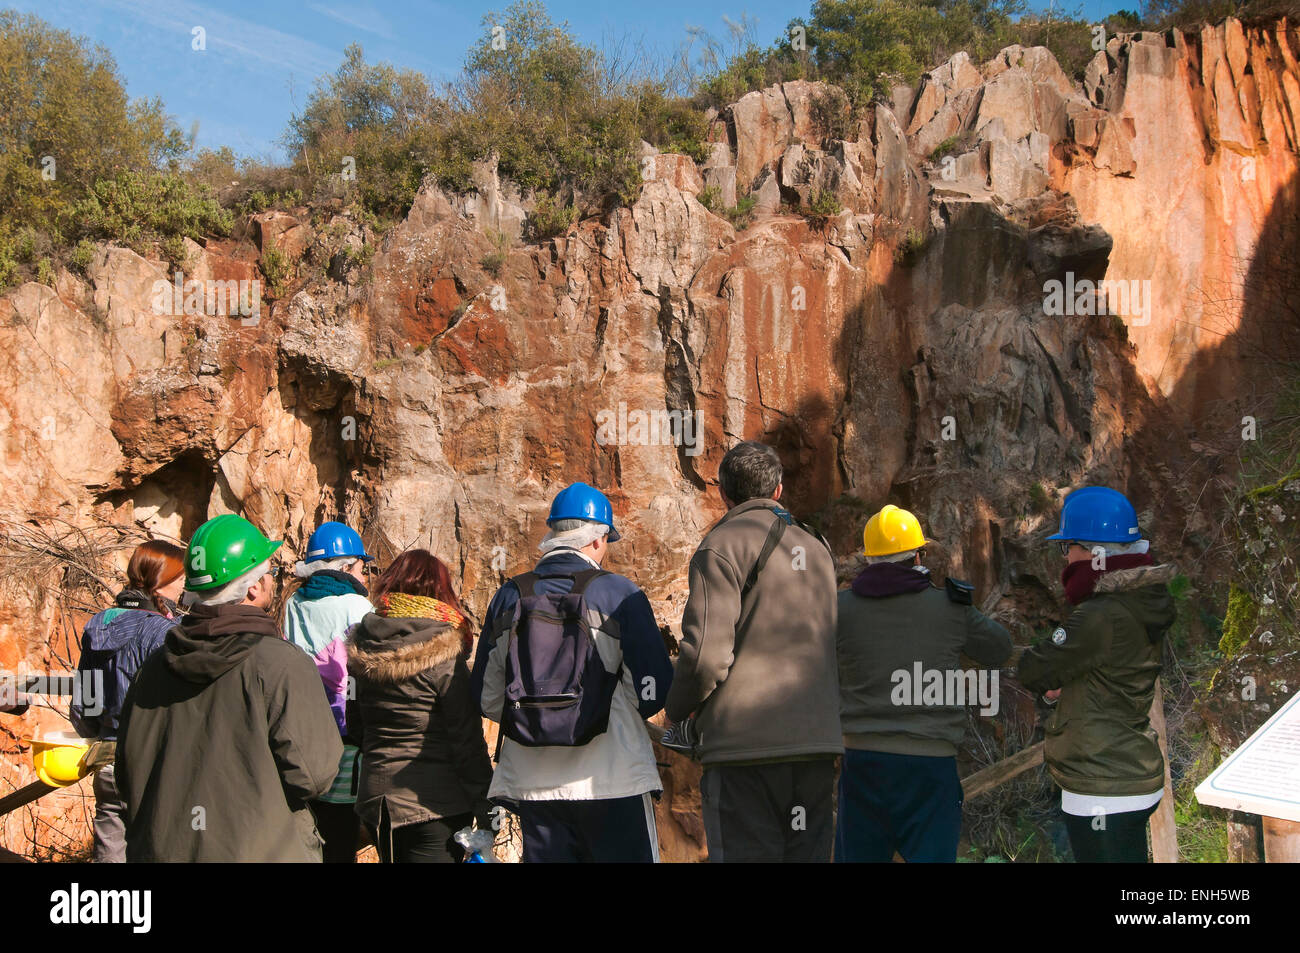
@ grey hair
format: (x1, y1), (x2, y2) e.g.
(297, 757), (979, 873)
(295, 555), (360, 579)
(182, 559), (271, 608)
(867, 548), (920, 565)
(719, 441), (782, 505)
(1078, 539), (1150, 558)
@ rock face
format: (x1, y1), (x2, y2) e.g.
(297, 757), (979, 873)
(2, 19), (1298, 861)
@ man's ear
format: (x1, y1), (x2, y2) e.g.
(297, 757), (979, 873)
(772, 482), (783, 502)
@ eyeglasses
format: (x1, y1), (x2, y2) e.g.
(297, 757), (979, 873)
(363, 563), (382, 576)
(267, 565), (283, 580)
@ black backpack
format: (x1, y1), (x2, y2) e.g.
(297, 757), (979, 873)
(494, 569), (622, 752)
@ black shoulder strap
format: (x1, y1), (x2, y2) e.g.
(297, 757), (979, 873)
(567, 568), (607, 598)
(945, 577), (974, 605)
(494, 573), (538, 764)
(733, 511), (790, 649)
(511, 571), (539, 600)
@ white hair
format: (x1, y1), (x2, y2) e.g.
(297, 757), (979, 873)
(1078, 539), (1150, 559)
(867, 548), (920, 565)
(293, 555), (360, 579)
(539, 520), (610, 554)
(182, 559), (271, 608)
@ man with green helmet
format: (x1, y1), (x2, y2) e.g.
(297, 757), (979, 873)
(115, 514), (344, 862)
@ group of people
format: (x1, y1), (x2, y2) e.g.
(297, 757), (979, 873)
(41, 439), (1175, 863)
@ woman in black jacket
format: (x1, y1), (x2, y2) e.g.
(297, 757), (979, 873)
(347, 549), (494, 862)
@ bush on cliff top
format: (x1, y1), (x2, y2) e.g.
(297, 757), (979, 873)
(0, 10), (227, 286)
(285, 2), (711, 223)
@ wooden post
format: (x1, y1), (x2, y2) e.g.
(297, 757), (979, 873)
(0, 779), (57, 819)
(1227, 811), (1261, 863)
(1148, 678), (1179, 863)
(1263, 816), (1300, 862)
(961, 742), (1044, 800)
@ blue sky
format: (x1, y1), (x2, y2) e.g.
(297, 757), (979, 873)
(9, 0), (1135, 160)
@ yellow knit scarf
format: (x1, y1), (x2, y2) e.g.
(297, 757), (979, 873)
(380, 592), (465, 627)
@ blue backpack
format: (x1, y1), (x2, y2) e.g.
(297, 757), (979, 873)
(494, 569), (622, 751)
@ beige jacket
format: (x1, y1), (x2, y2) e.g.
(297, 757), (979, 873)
(665, 498), (842, 764)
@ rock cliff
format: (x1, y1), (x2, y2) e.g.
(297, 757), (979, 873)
(2, 18), (1297, 861)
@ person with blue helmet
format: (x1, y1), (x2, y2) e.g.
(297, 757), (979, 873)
(283, 520), (376, 863)
(1017, 486), (1178, 862)
(470, 481), (673, 862)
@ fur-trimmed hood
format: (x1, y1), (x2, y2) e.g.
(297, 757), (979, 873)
(1095, 562), (1178, 642)
(1094, 562), (1178, 594)
(347, 612), (463, 684)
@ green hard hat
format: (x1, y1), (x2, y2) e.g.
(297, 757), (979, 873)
(185, 514), (282, 591)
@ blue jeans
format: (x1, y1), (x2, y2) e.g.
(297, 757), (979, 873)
(835, 749), (963, 863)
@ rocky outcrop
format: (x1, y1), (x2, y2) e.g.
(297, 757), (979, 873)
(2, 18), (1298, 861)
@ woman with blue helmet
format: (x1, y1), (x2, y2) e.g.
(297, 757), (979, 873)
(1017, 487), (1177, 862)
(283, 520), (376, 863)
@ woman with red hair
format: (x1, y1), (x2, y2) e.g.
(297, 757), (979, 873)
(347, 549), (493, 862)
(72, 539), (186, 862)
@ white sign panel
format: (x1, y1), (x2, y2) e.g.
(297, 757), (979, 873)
(1196, 690), (1300, 823)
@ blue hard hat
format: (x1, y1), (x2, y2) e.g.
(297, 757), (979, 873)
(304, 521), (374, 563)
(1046, 486), (1141, 544)
(548, 482), (621, 542)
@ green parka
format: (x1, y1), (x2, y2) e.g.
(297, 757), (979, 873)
(1017, 563), (1177, 796)
(116, 602), (342, 862)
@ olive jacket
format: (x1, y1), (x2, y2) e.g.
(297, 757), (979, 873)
(1017, 563), (1177, 796)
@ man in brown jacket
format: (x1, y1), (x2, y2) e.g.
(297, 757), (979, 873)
(665, 441), (841, 862)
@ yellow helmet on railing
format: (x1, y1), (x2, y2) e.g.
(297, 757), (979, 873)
(27, 732), (91, 787)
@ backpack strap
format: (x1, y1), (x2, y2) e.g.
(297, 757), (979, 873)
(567, 567), (608, 597)
(493, 572), (537, 764)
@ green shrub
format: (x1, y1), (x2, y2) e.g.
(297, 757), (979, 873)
(724, 195), (757, 230)
(894, 227), (929, 265)
(35, 257), (55, 287)
(806, 188), (843, 226)
(158, 235), (189, 272)
(697, 185), (723, 212)
(528, 192), (579, 241)
(260, 247), (292, 296)
(69, 171), (232, 253)
(0, 11), (188, 253)
(930, 136), (963, 162)
(69, 239), (96, 274)
(481, 249), (508, 276)
(810, 86), (855, 144)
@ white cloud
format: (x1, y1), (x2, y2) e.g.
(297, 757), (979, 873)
(306, 2), (396, 41)
(95, 0), (340, 78)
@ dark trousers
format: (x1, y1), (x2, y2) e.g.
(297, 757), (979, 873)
(1063, 802), (1158, 862)
(701, 758), (835, 863)
(834, 749), (963, 863)
(515, 794), (657, 863)
(310, 800), (361, 864)
(371, 802), (473, 863)
(91, 764), (126, 864)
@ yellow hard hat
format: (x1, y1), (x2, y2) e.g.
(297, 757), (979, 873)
(863, 504), (928, 557)
(27, 733), (91, 787)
